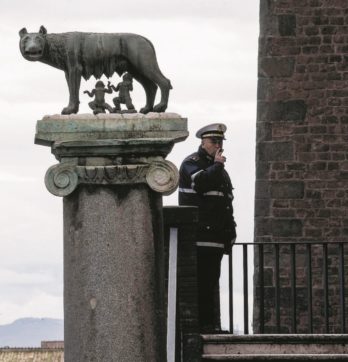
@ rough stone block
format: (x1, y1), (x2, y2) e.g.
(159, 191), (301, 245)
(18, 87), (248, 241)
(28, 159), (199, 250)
(264, 267), (274, 287)
(278, 15), (296, 36)
(273, 208), (296, 217)
(272, 218), (303, 237)
(256, 161), (270, 179)
(256, 120), (272, 141)
(255, 218), (272, 237)
(266, 100), (307, 122)
(259, 0), (277, 36)
(305, 228), (322, 238)
(286, 162), (306, 171)
(255, 180), (270, 199)
(257, 78), (271, 100)
(270, 181), (305, 199)
(255, 198), (271, 217)
(257, 142), (294, 161)
(339, 171), (348, 179)
(259, 57), (295, 78)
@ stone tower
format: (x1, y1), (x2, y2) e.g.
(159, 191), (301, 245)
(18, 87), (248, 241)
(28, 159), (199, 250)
(254, 0), (348, 333)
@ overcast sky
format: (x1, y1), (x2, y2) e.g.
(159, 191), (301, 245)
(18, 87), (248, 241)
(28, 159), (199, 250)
(0, 0), (259, 330)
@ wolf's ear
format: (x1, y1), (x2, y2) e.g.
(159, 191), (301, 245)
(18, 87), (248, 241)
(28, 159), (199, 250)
(39, 25), (47, 35)
(19, 28), (28, 37)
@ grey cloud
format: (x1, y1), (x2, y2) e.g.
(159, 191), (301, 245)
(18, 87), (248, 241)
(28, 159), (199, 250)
(3, 0), (258, 24)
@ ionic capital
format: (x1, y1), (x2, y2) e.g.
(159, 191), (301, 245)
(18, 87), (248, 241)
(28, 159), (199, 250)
(44, 160), (179, 197)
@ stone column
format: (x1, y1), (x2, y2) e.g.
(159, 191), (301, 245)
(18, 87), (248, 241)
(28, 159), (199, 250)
(35, 113), (188, 362)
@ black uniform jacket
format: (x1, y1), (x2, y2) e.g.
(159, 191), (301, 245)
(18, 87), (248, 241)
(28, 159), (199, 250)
(178, 146), (236, 252)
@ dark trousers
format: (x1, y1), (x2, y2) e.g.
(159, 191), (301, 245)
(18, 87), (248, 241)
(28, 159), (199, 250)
(197, 247), (223, 331)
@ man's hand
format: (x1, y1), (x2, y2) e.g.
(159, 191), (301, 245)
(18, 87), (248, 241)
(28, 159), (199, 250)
(214, 148), (226, 164)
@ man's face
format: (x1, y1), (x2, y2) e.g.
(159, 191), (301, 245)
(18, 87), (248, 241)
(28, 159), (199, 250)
(201, 137), (224, 157)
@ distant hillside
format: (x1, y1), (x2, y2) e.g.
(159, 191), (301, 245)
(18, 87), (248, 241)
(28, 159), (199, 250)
(0, 318), (63, 347)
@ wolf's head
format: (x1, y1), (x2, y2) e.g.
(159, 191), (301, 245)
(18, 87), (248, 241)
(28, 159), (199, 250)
(19, 25), (47, 61)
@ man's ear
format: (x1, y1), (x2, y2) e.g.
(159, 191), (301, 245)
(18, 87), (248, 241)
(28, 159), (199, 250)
(19, 28), (27, 37)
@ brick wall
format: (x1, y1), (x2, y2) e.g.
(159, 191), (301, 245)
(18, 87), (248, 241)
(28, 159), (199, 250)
(254, 0), (348, 333)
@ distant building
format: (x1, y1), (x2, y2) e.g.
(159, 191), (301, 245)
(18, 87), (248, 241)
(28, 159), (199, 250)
(41, 340), (64, 349)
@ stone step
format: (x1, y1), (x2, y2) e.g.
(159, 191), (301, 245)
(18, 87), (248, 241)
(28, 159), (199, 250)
(202, 334), (348, 355)
(202, 354), (348, 361)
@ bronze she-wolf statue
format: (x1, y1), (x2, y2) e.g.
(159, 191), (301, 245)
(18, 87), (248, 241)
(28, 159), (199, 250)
(19, 26), (172, 115)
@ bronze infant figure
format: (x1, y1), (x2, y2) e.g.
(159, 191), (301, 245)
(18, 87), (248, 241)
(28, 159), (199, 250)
(110, 73), (137, 114)
(19, 26), (172, 115)
(84, 81), (114, 115)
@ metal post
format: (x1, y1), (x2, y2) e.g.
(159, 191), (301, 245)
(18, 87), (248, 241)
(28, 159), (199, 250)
(339, 243), (346, 333)
(275, 243), (281, 333)
(259, 243), (264, 334)
(167, 228), (178, 362)
(243, 244), (249, 334)
(229, 248), (234, 334)
(290, 244), (297, 333)
(306, 243), (313, 333)
(323, 243), (329, 333)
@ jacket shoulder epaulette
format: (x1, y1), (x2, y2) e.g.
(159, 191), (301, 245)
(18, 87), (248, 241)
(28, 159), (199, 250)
(184, 152), (200, 163)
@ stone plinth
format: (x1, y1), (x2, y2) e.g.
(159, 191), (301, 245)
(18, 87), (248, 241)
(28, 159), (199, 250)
(35, 112), (187, 146)
(36, 113), (188, 362)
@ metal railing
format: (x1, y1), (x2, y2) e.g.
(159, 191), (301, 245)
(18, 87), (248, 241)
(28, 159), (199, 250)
(163, 206), (348, 361)
(229, 241), (348, 335)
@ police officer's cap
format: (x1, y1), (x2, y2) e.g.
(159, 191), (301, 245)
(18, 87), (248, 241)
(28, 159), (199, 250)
(196, 123), (227, 140)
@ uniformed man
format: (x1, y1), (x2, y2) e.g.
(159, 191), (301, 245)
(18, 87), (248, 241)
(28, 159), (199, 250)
(178, 123), (236, 333)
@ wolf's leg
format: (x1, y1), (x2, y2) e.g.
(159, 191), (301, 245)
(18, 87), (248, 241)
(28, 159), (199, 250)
(137, 56), (171, 113)
(130, 70), (157, 114)
(62, 68), (81, 114)
(150, 73), (171, 113)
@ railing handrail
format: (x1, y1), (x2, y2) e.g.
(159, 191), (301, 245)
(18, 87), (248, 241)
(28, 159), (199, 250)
(233, 241), (348, 245)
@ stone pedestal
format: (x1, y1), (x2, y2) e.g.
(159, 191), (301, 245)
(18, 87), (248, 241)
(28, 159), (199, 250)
(35, 113), (188, 362)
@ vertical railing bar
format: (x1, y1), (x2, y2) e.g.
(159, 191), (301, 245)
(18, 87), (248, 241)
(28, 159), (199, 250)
(243, 244), (249, 335)
(306, 243), (313, 334)
(167, 227), (178, 362)
(229, 248), (233, 334)
(259, 243), (264, 334)
(275, 243), (281, 333)
(323, 243), (329, 333)
(290, 243), (297, 333)
(339, 243), (346, 333)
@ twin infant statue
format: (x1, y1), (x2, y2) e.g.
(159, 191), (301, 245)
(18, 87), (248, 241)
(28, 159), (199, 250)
(84, 73), (136, 114)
